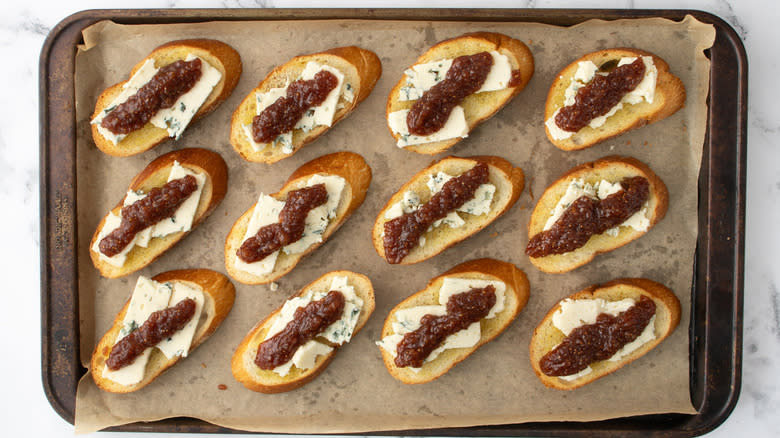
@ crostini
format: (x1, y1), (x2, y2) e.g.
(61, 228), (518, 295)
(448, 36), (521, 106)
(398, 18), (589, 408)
(91, 269), (235, 393)
(386, 32), (534, 154)
(544, 48), (685, 151)
(372, 155), (523, 265)
(526, 156), (668, 273)
(225, 151), (371, 284)
(230, 46), (381, 163)
(91, 39), (242, 156)
(377, 258), (530, 384)
(90, 148), (228, 278)
(231, 270), (375, 393)
(529, 278), (680, 390)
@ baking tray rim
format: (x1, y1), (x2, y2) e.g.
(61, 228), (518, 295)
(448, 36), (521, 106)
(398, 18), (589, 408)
(39, 8), (746, 437)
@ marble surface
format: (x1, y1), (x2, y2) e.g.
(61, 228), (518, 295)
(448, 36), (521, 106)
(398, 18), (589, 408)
(2, 0), (776, 436)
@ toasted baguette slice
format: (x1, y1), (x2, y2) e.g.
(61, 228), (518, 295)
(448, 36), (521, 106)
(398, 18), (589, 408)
(225, 152), (371, 284)
(386, 32), (534, 154)
(230, 46), (381, 163)
(89, 148), (228, 278)
(527, 156), (668, 274)
(529, 278), (681, 390)
(544, 48), (685, 151)
(372, 155), (523, 264)
(91, 269), (236, 393)
(379, 258), (530, 384)
(92, 39), (242, 156)
(231, 270), (375, 393)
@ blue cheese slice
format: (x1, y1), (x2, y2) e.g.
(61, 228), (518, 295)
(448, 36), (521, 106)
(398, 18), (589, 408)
(243, 61), (351, 154)
(92, 161), (205, 267)
(551, 297), (657, 381)
(91, 55), (222, 144)
(376, 277), (506, 372)
(235, 175), (345, 276)
(100, 277), (204, 385)
(263, 275), (363, 377)
(388, 106), (469, 148)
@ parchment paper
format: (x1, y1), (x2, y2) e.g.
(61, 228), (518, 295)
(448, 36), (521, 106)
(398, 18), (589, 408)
(72, 15), (714, 434)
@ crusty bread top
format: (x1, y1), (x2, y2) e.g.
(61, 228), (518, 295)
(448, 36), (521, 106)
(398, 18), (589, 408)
(379, 258), (530, 384)
(225, 151), (372, 284)
(231, 270), (375, 393)
(529, 278), (680, 390)
(544, 48), (685, 151)
(527, 155), (668, 274)
(230, 46), (382, 163)
(91, 269), (236, 393)
(89, 148), (228, 279)
(386, 32), (534, 155)
(372, 155), (524, 264)
(91, 39), (242, 157)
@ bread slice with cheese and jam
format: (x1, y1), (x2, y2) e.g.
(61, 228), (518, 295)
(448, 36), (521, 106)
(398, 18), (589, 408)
(372, 155), (523, 265)
(89, 148), (228, 279)
(225, 151), (371, 284)
(544, 48), (685, 151)
(230, 46), (381, 163)
(92, 39), (242, 157)
(91, 269), (235, 393)
(377, 258), (530, 384)
(386, 32), (534, 154)
(526, 156), (668, 274)
(231, 270), (375, 393)
(529, 278), (680, 390)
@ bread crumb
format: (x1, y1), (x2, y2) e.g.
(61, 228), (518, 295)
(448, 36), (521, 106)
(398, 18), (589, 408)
(269, 282), (279, 291)
(218, 384), (227, 390)
(490, 232), (498, 238)
(527, 178), (535, 200)
(201, 363), (207, 368)
(626, 140), (631, 145)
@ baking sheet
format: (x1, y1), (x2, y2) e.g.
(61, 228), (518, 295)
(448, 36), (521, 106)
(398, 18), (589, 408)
(68, 15), (714, 434)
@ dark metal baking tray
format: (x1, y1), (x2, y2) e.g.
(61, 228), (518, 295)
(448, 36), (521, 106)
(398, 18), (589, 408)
(40, 8), (746, 437)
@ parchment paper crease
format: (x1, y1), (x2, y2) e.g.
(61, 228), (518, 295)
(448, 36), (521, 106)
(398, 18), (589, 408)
(72, 15), (714, 434)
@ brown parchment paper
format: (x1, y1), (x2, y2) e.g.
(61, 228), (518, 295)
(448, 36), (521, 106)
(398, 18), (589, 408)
(72, 15), (714, 434)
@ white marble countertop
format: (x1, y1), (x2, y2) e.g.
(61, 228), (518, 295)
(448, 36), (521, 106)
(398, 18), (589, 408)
(2, 0), (776, 436)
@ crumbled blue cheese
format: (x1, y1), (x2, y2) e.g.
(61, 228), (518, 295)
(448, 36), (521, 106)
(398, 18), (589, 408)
(234, 175), (346, 276)
(388, 106), (469, 148)
(243, 61), (351, 153)
(546, 56), (658, 140)
(91, 55), (222, 144)
(551, 297), (657, 381)
(376, 277), (506, 371)
(101, 276), (204, 385)
(383, 170), (495, 245)
(264, 275), (363, 377)
(92, 161), (205, 267)
(543, 178), (650, 237)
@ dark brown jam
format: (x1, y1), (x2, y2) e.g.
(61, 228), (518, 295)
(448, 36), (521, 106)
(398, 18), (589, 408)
(255, 290), (345, 369)
(394, 285), (496, 368)
(525, 176), (649, 258)
(507, 69), (524, 87)
(539, 295), (656, 376)
(99, 174), (198, 257)
(237, 184), (328, 263)
(106, 297), (197, 370)
(383, 162), (489, 264)
(252, 70), (339, 144)
(101, 58), (203, 135)
(406, 52), (493, 136)
(554, 58), (646, 132)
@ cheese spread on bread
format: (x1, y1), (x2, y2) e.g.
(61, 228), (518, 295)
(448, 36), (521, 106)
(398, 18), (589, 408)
(92, 161), (206, 267)
(544, 178), (649, 237)
(101, 276), (204, 385)
(265, 275), (363, 376)
(545, 56), (658, 141)
(382, 171), (495, 246)
(243, 61), (354, 154)
(92, 55), (222, 145)
(376, 277), (505, 372)
(234, 174), (345, 276)
(388, 51), (513, 147)
(551, 297), (656, 381)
